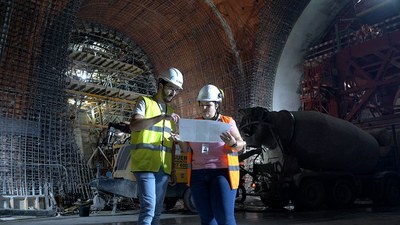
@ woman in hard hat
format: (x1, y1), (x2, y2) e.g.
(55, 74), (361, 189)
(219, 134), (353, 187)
(187, 84), (246, 225)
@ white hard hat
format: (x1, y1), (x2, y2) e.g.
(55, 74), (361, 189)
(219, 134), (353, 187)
(197, 84), (224, 102)
(159, 67), (183, 90)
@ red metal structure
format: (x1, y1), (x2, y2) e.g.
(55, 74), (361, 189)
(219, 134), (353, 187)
(336, 29), (400, 122)
(302, 0), (400, 127)
(301, 58), (339, 117)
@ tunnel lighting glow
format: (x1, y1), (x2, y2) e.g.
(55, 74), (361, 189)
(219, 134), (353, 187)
(75, 69), (89, 81)
(68, 98), (76, 105)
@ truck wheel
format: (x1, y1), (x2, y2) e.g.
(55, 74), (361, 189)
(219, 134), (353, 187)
(260, 192), (289, 209)
(328, 180), (355, 207)
(164, 198), (178, 210)
(183, 188), (197, 213)
(235, 185), (247, 203)
(261, 196), (289, 209)
(383, 177), (400, 205)
(293, 179), (325, 210)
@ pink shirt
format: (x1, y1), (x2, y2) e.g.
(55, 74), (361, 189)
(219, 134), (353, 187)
(190, 118), (238, 170)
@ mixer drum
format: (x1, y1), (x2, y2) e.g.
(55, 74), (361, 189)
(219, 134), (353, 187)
(286, 111), (379, 174)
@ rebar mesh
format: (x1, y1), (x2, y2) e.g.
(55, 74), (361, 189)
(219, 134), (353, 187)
(237, 0), (310, 110)
(0, 0), (92, 206)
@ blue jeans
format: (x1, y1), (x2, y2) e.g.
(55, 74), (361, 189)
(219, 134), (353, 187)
(190, 169), (237, 225)
(134, 167), (169, 225)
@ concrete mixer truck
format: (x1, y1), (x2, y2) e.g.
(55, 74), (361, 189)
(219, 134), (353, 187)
(239, 107), (400, 210)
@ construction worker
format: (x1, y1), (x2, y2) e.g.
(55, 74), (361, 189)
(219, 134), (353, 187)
(176, 84), (246, 225)
(129, 67), (183, 225)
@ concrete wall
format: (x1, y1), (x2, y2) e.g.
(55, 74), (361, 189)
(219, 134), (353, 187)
(273, 0), (352, 111)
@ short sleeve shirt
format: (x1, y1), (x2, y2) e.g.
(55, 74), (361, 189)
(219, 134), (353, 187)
(133, 98), (167, 116)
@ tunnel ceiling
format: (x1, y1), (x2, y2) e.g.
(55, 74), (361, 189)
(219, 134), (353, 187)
(67, 0), (400, 158)
(76, 0), (311, 119)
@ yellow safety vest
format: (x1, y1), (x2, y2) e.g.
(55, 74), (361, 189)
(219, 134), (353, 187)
(130, 96), (174, 174)
(186, 115), (240, 189)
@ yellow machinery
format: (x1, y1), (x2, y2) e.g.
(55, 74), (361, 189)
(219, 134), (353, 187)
(112, 143), (196, 212)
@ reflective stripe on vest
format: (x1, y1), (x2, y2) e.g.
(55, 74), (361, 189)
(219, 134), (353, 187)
(130, 96), (174, 174)
(186, 115), (240, 189)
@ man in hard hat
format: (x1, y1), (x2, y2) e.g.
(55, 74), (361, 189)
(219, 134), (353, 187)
(129, 67), (183, 225)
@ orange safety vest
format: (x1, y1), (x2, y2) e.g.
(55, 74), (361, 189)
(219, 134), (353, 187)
(186, 115), (240, 189)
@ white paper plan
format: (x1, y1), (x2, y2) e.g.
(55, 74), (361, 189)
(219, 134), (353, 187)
(179, 119), (231, 143)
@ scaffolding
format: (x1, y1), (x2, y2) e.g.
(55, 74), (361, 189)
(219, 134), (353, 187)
(65, 21), (156, 175)
(0, 1), (92, 211)
(302, 2), (400, 124)
(66, 20), (156, 128)
(301, 59), (339, 117)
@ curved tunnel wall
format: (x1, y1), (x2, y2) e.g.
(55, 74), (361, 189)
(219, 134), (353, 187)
(77, 1), (239, 118)
(273, 0), (352, 111)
